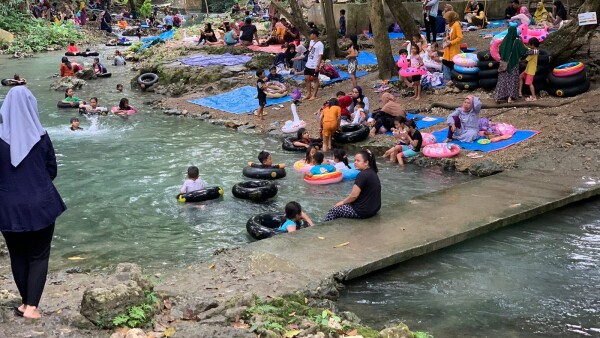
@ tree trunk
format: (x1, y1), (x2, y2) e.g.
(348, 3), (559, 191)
(369, 0), (396, 79)
(205, 0), (209, 17)
(271, 0), (311, 39)
(128, 0), (137, 18)
(385, 0), (421, 41)
(542, 0), (600, 62)
(322, 0), (341, 58)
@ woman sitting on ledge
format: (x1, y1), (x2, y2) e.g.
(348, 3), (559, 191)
(325, 150), (381, 221)
(445, 95), (481, 143)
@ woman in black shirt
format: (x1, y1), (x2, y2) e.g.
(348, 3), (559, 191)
(325, 149), (381, 221)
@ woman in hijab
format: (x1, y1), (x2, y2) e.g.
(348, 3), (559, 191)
(0, 86), (67, 319)
(349, 86), (370, 115)
(495, 25), (528, 103)
(370, 92), (406, 136)
(345, 34), (360, 88)
(553, 0), (567, 25)
(533, 2), (550, 24)
(510, 6), (532, 25)
(100, 10), (112, 33)
(79, 1), (87, 26)
(445, 95), (481, 143)
(442, 11), (463, 84)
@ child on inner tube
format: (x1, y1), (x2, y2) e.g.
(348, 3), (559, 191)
(278, 201), (314, 233)
(305, 152), (336, 177)
(249, 151), (285, 169)
(292, 128), (314, 149)
(180, 166), (207, 194)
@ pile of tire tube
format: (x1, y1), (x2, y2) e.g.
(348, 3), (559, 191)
(547, 62), (590, 97)
(519, 52), (552, 95)
(242, 164), (286, 180)
(177, 186), (224, 203)
(451, 53), (479, 91)
(477, 49), (553, 92)
(232, 180), (278, 202)
(246, 212), (309, 240)
(281, 137), (322, 151)
(333, 124), (370, 144)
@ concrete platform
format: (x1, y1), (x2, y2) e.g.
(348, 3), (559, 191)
(244, 169), (600, 281)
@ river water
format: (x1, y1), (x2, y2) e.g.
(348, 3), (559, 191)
(0, 51), (470, 270)
(338, 199), (600, 337)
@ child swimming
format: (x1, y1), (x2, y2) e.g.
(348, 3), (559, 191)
(249, 150), (286, 168)
(180, 166), (207, 194)
(70, 117), (83, 131)
(278, 201), (314, 233)
(333, 149), (351, 172)
(306, 152), (335, 177)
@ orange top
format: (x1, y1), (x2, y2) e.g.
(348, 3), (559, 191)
(67, 45), (79, 53)
(118, 20), (127, 29)
(442, 21), (463, 62)
(60, 63), (75, 77)
(322, 106), (341, 124)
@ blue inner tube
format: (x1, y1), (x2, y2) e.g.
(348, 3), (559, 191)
(246, 212), (309, 240)
(341, 163), (359, 180)
(137, 73), (159, 86)
(242, 165), (286, 180)
(453, 65), (480, 74)
(177, 186), (224, 203)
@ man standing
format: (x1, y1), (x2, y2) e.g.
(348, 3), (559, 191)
(303, 29), (324, 101)
(423, 0), (439, 43)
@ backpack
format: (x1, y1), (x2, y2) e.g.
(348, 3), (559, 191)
(319, 63), (340, 79)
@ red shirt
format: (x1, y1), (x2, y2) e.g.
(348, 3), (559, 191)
(67, 45), (79, 53)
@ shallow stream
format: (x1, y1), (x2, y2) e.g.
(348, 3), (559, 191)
(0, 51), (470, 270)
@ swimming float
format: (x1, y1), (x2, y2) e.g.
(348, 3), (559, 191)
(79, 107), (108, 116)
(111, 106), (137, 115)
(396, 55), (408, 69)
(96, 72), (112, 78)
(552, 62), (585, 77)
(340, 163), (360, 180)
(246, 212), (309, 240)
(265, 81), (288, 98)
(452, 53), (478, 67)
(422, 143), (460, 158)
(243, 163), (286, 180)
(1, 79), (26, 86)
(293, 160), (313, 173)
(548, 80), (590, 98)
(453, 65), (480, 74)
(281, 102), (306, 133)
(177, 186), (224, 203)
(232, 180), (278, 202)
(137, 73), (159, 87)
(490, 38), (503, 62)
(519, 24), (549, 44)
(334, 124), (370, 143)
(399, 66), (428, 78)
(424, 60), (442, 71)
(304, 171), (343, 185)
(421, 132), (437, 146)
(57, 101), (81, 109)
(282, 137), (322, 152)
(65, 51), (99, 57)
(451, 69), (478, 82)
(491, 123), (516, 136)
(548, 67), (587, 87)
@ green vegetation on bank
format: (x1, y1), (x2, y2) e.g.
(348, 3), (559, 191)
(0, 12), (82, 53)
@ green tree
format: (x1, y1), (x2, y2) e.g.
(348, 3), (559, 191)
(139, 0), (152, 18)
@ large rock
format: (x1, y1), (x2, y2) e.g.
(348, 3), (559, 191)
(379, 323), (414, 338)
(76, 65), (97, 80)
(245, 53), (275, 70)
(80, 263), (154, 328)
(468, 160), (503, 177)
(50, 77), (86, 91)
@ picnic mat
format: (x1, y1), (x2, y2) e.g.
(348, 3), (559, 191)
(138, 30), (175, 52)
(187, 86), (292, 114)
(248, 44), (285, 53)
(292, 70), (368, 86)
(180, 53), (251, 67)
(364, 31), (406, 40)
(331, 52), (400, 66)
(407, 113), (446, 129)
(431, 129), (539, 152)
(487, 20), (510, 28)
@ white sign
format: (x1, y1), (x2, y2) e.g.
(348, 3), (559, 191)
(578, 12), (597, 26)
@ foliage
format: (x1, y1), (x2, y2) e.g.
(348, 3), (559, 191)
(312, 309), (341, 326)
(413, 332), (435, 338)
(112, 291), (159, 328)
(0, 11), (83, 54)
(139, 0), (153, 18)
(0, 0), (27, 17)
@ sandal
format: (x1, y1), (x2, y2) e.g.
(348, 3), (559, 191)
(14, 307), (24, 317)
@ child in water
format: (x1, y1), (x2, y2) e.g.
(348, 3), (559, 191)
(249, 150), (286, 168)
(332, 149), (351, 172)
(306, 152), (335, 177)
(62, 88), (82, 107)
(67, 41), (79, 53)
(305, 144), (320, 165)
(278, 201), (314, 233)
(113, 98), (135, 115)
(116, 84), (124, 92)
(70, 117), (83, 131)
(180, 166), (207, 194)
(7, 74), (27, 85)
(292, 128), (314, 149)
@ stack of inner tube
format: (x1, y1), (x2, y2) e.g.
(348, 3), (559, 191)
(519, 50), (552, 95)
(547, 62), (589, 97)
(246, 212), (309, 240)
(334, 124), (370, 143)
(451, 53), (479, 91)
(242, 164), (286, 180)
(477, 49), (500, 90)
(232, 180), (278, 202)
(281, 137), (322, 151)
(177, 186), (224, 203)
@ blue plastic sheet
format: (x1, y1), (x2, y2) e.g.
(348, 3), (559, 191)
(187, 86), (292, 114)
(180, 53), (252, 67)
(137, 29), (175, 52)
(431, 129), (539, 152)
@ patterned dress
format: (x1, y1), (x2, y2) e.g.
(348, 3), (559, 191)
(495, 65), (520, 100)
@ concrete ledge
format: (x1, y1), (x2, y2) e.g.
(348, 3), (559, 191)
(244, 170), (600, 282)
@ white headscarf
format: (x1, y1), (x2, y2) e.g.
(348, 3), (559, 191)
(0, 86), (46, 167)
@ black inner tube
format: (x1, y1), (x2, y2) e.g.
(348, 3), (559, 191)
(334, 124), (370, 143)
(232, 180), (278, 202)
(177, 186), (223, 203)
(242, 165), (286, 180)
(246, 212), (309, 240)
(137, 73), (159, 86)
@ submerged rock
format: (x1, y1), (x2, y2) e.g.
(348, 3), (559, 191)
(80, 263), (154, 328)
(50, 77), (86, 91)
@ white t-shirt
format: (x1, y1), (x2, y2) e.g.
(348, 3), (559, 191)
(305, 40), (324, 69)
(334, 161), (349, 172)
(180, 178), (206, 194)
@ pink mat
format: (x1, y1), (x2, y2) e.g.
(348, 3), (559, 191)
(247, 44), (285, 53)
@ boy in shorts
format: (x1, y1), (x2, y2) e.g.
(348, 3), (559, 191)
(256, 69), (267, 120)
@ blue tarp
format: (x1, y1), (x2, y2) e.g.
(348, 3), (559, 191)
(407, 113), (446, 130)
(365, 32), (406, 39)
(180, 53), (252, 67)
(187, 86), (292, 114)
(292, 70), (368, 86)
(431, 129), (539, 152)
(137, 29), (175, 52)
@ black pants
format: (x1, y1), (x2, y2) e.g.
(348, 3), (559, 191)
(2, 224), (55, 307)
(423, 13), (437, 43)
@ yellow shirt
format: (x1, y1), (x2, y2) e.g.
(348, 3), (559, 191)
(525, 52), (538, 76)
(442, 21), (463, 62)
